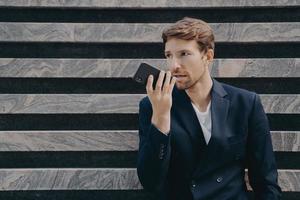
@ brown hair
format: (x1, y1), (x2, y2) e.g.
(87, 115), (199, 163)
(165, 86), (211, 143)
(162, 17), (215, 53)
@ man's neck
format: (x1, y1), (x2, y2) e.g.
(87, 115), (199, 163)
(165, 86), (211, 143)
(185, 76), (213, 112)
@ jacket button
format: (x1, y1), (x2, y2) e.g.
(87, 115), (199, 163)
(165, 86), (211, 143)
(191, 180), (196, 188)
(216, 177), (223, 183)
(159, 153), (164, 159)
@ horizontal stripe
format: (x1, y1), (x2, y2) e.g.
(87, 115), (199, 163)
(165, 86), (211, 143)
(0, 151), (298, 169)
(0, 7), (299, 23)
(0, 78), (298, 94)
(0, 168), (141, 190)
(0, 131), (298, 152)
(272, 131), (300, 152)
(0, 94), (298, 114)
(0, 168), (298, 191)
(0, 191), (298, 200)
(0, 42), (299, 58)
(0, 190), (156, 200)
(1, 23), (299, 42)
(0, 58), (299, 78)
(0, 131), (139, 151)
(0, 0), (299, 8)
(0, 114), (138, 130)
(0, 114), (298, 131)
(0, 151), (137, 168)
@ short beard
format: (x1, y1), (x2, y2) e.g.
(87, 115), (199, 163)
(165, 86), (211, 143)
(176, 77), (199, 90)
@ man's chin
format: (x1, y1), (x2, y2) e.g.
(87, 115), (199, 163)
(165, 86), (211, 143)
(175, 83), (188, 90)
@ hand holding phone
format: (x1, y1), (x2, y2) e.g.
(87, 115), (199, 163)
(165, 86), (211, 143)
(133, 63), (162, 88)
(133, 63), (176, 134)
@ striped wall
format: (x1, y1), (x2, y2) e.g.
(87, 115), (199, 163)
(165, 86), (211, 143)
(0, 1), (299, 200)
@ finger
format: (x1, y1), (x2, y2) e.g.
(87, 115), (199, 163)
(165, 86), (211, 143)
(155, 71), (165, 92)
(168, 76), (176, 94)
(163, 71), (171, 92)
(146, 75), (154, 94)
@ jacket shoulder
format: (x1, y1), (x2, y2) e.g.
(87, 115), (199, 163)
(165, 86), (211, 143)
(219, 82), (258, 114)
(221, 82), (256, 100)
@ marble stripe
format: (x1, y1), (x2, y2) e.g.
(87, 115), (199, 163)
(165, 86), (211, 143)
(0, 131), (298, 152)
(0, 0), (298, 7)
(0, 130), (138, 151)
(0, 94), (298, 114)
(272, 131), (300, 152)
(0, 58), (298, 78)
(0, 168), (298, 191)
(0, 168), (141, 190)
(0, 23), (299, 42)
(260, 95), (300, 114)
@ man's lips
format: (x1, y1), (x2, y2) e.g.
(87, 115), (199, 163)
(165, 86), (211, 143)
(173, 75), (187, 79)
(173, 75), (187, 78)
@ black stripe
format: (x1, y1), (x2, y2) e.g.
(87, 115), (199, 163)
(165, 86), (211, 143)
(0, 114), (138, 130)
(0, 190), (155, 200)
(0, 78), (298, 94)
(0, 7), (299, 23)
(249, 192), (300, 200)
(0, 151), (298, 169)
(0, 191), (298, 200)
(0, 151), (137, 168)
(268, 114), (300, 131)
(0, 114), (298, 131)
(0, 42), (299, 58)
(276, 152), (300, 169)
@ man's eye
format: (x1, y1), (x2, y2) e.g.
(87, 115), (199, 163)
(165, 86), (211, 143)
(181, 52), (189, 56)
(165, 54), (171, 58)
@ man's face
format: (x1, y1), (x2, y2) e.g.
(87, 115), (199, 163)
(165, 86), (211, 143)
(164, 37), (209, 90)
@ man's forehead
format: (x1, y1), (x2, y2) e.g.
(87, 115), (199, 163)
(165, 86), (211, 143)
(165, 39), (198, 52)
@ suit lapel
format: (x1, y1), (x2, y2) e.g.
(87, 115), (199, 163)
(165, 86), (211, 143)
(209, 79), (230, 147)
(172, 79), (229, 148)
(172, 87), (202, 146)
(193, 79), (230, 177)
(171, 79), (230, 178)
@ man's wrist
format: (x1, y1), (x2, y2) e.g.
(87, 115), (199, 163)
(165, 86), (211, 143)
(151, 113), (170, 135)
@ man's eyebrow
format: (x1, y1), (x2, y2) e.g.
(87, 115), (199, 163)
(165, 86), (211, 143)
(164, 49), (191, 54)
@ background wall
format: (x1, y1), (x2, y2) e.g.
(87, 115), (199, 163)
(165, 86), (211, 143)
(0, 1), (299, 199)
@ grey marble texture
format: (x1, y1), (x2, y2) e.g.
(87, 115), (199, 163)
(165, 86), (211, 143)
(0, 94), (144, 113)
(0, 94), (298, 114)
(0, 23), (73, 41)
(0, 168), (141, 190)
(0, 0), (298, 7)
(0, 131), (138, 151)
(260, 95), (300, 114)
(210, 58), (300, 78)
(0, 169), (298, 191)
(277, 170), (300, 192)
(1, 23), (299, 42)
(272, 131), (300, 152)
(0, 58), (298, 78)
(0, 130), (298, 152)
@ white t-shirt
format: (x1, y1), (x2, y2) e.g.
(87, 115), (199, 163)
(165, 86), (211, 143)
(191, 100), (212, 144)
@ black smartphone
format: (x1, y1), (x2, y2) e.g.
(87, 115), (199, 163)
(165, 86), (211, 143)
(133, 63), (162, 88)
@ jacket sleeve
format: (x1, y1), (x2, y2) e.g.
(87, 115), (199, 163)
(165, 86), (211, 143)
(246, 94), (282, 199)
(137, 98), (172, 193)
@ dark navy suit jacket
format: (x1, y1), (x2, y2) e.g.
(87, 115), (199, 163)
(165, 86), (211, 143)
(137, 78), (281, 200)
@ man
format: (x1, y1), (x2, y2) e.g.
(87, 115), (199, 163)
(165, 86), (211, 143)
(137, 17), (281, 200)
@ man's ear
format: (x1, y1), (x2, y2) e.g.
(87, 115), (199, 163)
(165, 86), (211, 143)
(206, 49), (214, 62)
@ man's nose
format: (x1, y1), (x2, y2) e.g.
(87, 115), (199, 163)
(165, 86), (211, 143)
(169, 58), (181, 71)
